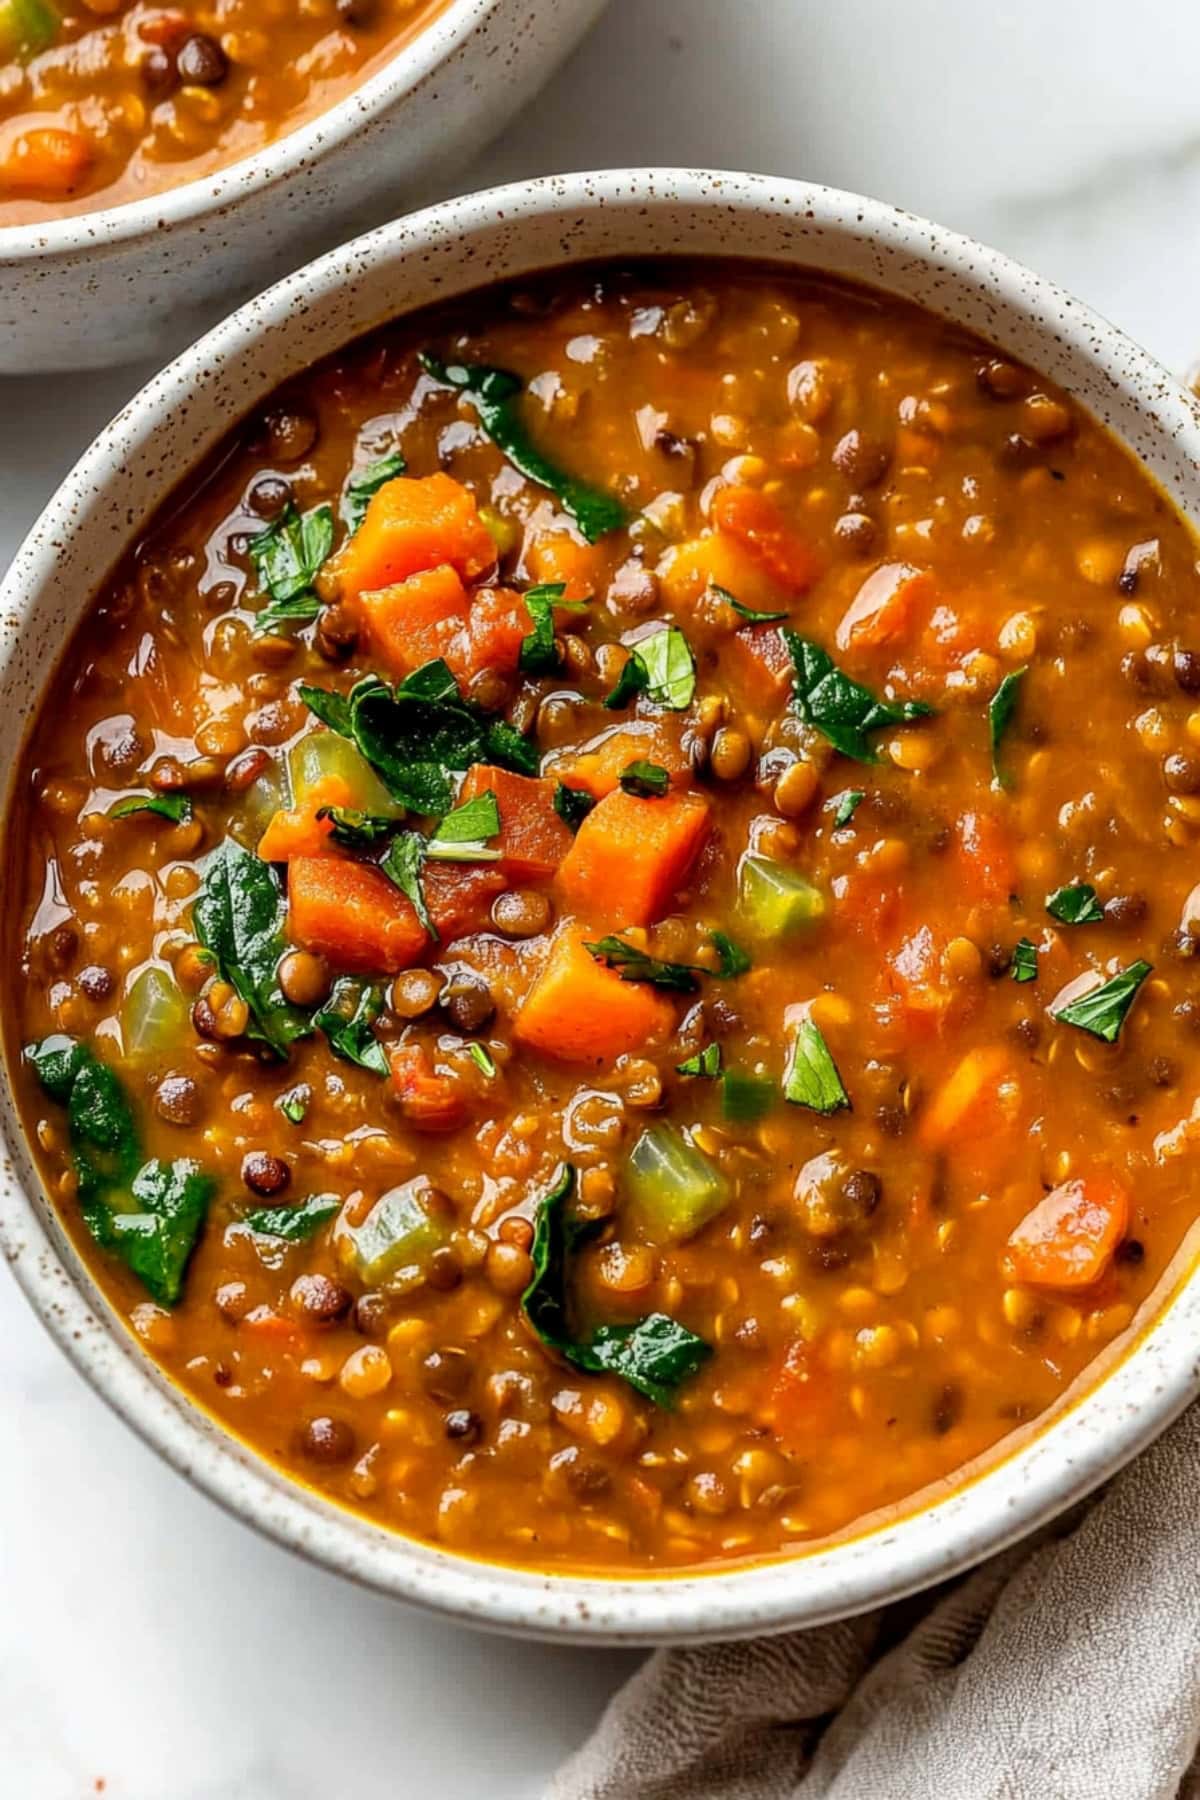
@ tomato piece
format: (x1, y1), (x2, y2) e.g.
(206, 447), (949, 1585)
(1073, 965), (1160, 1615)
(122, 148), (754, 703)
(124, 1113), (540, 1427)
(954, 809), (1016, 905)
(1004, 1175), (1129, 1290)
(836, 562), (933, 652)
(711, 485), (820, 594)
(388, 1043), (470, 1133)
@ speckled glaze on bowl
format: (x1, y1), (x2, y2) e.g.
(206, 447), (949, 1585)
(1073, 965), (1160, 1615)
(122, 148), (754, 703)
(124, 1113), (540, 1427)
(4, 168), (1200, 1644)
(0, 0), (607, 374)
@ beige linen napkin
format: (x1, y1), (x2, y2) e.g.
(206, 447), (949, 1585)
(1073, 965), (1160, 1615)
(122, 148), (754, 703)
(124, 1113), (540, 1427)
(550, 1403), (1200, 1800)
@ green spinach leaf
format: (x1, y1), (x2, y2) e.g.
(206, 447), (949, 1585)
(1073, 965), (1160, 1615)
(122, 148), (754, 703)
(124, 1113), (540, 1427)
(419, 355), (627, 542)
(1012, 938), (1039, 983)
(710, 930), (751, 978)
(313, 978), (389, 1075)
(379, 833), (437, 943)
(989, 668), (1027, 787)
(784, 631), (933, 763)
(467, 1042), (497, 1078)
(554, 782), (597, 831)
(315, 806), (403, 852)
(677, 1042), (721, 1078)
(618, 759), (670, 798)
(193, 839), (312, 1058)
(109, 792), (192, 824)
(243, 1194), (341, 1242)
(1050, 960), (1152, 1043)
(711, 582), (788, 625)
(104, 1159), (216, 1307)
(584, 936), (701, 993)
(1046, 883), (1104, 926)
(521, 1165), (711, 1407)
(832, 790), (864, 829)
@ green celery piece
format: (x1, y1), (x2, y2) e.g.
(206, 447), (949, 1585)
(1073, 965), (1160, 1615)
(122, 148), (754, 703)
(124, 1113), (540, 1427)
(0, 0), (59, 56)
(286, 730), (403, 817)
(122, 966), (189, 1062)
(721, 1068), (774, 1125)
(738, 854), (825, 938)
(625, 1124), (730, 1245)
(346, 1180), (450, 1285)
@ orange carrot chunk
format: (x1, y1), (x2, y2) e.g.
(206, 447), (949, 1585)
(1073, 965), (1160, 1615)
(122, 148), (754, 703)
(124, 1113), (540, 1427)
(256, 773), (354, 864)
(327, 473), (495, 603)
(513, 928), (675, 1065)
(388, 1043), (470, 1133)
(357, 565), (469, 679)
(919, 1044), (1013, 1150)
(2, 127), (92, 196)
(458, 764), (573, 880)
(287, 857), (505, 974)
(448, 586), (533, 682)
(765, 1337), (840, 1445)
(954, 809), (1017, 905)
(553, 723), (691, 799)
(1004, 1175), (1129, 1290)
(836, 562), (934, 652)
(556, 787), (711, 928)
(525, 532), (604, 602)
(710, 484), (820, 594)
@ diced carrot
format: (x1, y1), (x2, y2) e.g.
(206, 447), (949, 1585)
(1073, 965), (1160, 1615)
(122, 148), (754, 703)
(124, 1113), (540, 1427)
(710, 485), (820, 594)
(257, 773), (354, 863)
(513, 928), (675, 1065)
(552, 722), (691, 799)
(327, 473), (495, 603)
(2, 128), (92, 196)
(836, 562), (934, 652)
(884, 924), (981, 1038)
(288, 857), (426, 973)
(525, 532), (603, 601)
(447, 586), (532, 682)
(657, 529), (787, 617)
(765, 1337), (839, 1446)
(458, 764), (573, 880)
(1004, 1174), (1129, 1290)
(918, 1045), (1013, 1150)
(388, 1043), (470, 1133)
(556, 788), (711, 928)
(954, 810), (1016, 905)
(357, 565), (468, 679)
(287, 857), (505, 974)
(423, 861), (507, 940)
(832, 870), (904, 938)
(726, 623), (794, 700)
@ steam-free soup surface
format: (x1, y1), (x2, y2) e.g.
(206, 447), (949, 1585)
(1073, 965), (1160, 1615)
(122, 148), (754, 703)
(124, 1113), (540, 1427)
(0, 0), (446, 225)
(10, 262), (1200, 1573)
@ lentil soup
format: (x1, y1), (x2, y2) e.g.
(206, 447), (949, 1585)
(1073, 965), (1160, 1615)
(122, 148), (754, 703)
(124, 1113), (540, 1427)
(8, 261), (1200, 1576)
(0, 0), (448, 225)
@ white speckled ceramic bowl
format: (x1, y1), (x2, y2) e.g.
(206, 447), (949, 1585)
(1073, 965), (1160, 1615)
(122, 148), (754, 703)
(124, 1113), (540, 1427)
(0, 0), (606, 374)
(4, 169), (1200, 1643)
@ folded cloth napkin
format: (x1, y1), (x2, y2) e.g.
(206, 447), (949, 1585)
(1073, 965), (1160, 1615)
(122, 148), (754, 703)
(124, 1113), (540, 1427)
(549, 1402), (1200, 1800)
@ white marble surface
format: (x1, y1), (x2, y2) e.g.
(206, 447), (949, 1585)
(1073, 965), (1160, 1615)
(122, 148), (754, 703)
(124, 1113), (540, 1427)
(5, 0), (1200, 1793)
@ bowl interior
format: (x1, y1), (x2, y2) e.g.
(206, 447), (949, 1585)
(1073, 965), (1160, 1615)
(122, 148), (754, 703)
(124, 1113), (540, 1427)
(4, 169), (1200, 1642)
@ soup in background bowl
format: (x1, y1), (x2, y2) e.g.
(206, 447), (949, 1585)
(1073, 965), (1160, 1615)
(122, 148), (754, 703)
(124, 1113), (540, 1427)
(5, 171), (1200, 1641)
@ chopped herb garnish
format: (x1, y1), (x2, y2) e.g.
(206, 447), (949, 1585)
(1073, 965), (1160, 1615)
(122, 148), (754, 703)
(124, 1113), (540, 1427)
(109, 792), (192, 825)
(419, 355), (626, 542)
(467, 1043), (497, 1078)
(677, 1042), (722, 1078)
(521, 1165), (711, 1407)
(784, 631), (933, 763)
(989, 667), (1027, 787)
(428, 790), (501, 859)
(243, 1194), (341, 1242)
(315, 806), (402, 852)
(517, 582), (587, 674)
(604, 625), (696, 712)
(379, 832), (437, 943)
(554, 782), (597, 831)
(618, 759), (671, 798)
(1012, 938), (1039, 984)
(193, 839), (312, 1058)
(711, 582), (788, 625)
(1050, 960), (1153, 1043)
(341, 452), (406, 533)
(833, 790), (865, 829)
(278, 1087), (310, 1124)
(710, 930), (751, 978)
(313, 978), (389, 1076)
(584, 936), (700, 993)
(300, 661), (535, 815)
(783, 1014), (850, 1113)
(1046, 883), (1104, 926)
(249, 501), (333, 635)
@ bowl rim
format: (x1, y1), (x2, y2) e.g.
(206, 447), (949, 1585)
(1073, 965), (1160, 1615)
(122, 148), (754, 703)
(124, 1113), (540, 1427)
(0, 0), (501, 260)
(5, 166), (1200, 1644)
